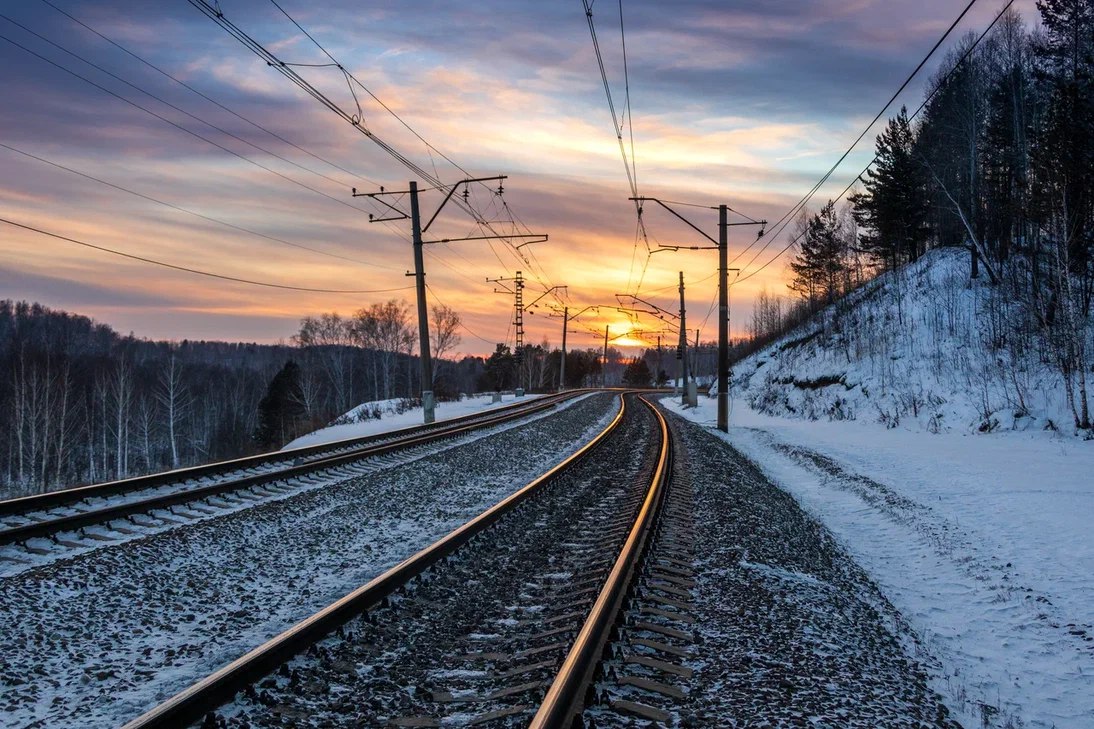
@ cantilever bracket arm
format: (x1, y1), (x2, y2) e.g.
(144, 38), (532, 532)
(353, 191), (409, 223)
(516, 234), (549, 249)
(422, 175), (507, 233)
(524, 285), (567, 311)
(616, 293), (678, 320)
(631, 197), (717, 246)
(423, 233), (543, 245)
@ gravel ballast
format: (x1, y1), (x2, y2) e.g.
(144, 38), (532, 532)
(0, 393), (619, 729)
(632, 405), (959, 727)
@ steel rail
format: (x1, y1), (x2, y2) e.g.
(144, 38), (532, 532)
(530, 395), (673, 728)
(0, 391), (585, 520)
(0, 393), (584, 546)
(120, 393), (629, 729)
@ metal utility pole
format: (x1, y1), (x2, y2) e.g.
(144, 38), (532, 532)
(489, 276), (568, 395)
(409, 182), (434, 422)
(553, 304), (597, 391)
(656, 334), (662, 387)
(560, 306), (568, 391)
(515, 273), (524, 357)
(718, 204), (729, 430)
(603, 325), (610, 388)
(679, 271), (690, 407)
(630, 196), (765, 431)
(487, 271), (526, 392)
(693, 328), (700, 387)
(354, 175), (545, 424)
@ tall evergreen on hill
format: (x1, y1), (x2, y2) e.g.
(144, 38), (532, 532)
(1033, 0), (1094, 303)
(789, 201), (847, 304)
(849, 107), (931, 271)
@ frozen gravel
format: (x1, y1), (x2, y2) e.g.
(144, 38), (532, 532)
(589, 403), (958, 727)
(212, 393), (662, 727)
(0, 393), (619, 729)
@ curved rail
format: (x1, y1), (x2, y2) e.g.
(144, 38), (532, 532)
(530, 394), (673, 728)
(0, 390), (586, 519)
(120, 393), (629, 729)
(0, 392), (585, 546)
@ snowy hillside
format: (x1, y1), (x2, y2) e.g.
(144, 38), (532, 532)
(729, 247), (1088, 436)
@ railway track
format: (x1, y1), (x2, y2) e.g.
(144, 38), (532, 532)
(0, 392), (584, 554)
(119, 392), (690, 728)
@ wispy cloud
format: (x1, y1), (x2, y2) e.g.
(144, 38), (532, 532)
(0, 0), (1024, 350)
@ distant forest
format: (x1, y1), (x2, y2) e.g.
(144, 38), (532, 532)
(1, 300), (674, 498)
(0, 300), (485, 498)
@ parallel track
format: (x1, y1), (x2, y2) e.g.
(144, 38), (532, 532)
(0, 392), (585, 548)
(120, 392), (674, 729)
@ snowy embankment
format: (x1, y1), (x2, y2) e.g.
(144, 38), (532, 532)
(283, 392), (542, 450)
(671, 401), (1094, 729)
(729, 247), (1087, 436)
(668, 249), (1093, 727)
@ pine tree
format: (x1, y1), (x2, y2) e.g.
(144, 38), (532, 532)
(981, 10), (1033, 262)
(622, 357), (652, 387)
(254, 360), (306, 448)
(789, 201), (847, 304)
(849, 107), (931, 270)
(479, 344), (515, 392)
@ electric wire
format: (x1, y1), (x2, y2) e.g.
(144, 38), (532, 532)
(37, 0), (377, 186)
(733, 0), (1016, 287)
(0, 13), (378, 196)
(583, 0), (652, 299)
(1, 217), (415, 294)
(197, 0), (557, 293)
(728, 0), (982, 273)
(0, 32), (375, 217)
(424, 282), (496, 346)
(269, 0), (547, 267)
(0, 141), (402, 271)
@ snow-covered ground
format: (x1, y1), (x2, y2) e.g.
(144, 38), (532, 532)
(667, 396), (1093, 729)
(728, 247), (1090, 437)
(283, 392), (543, 450)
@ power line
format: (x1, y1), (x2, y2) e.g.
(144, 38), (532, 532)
(727, 0), (981, 272)
(582, 0), (638, 200)
(0, 141), (402, 271)
(733, 0), (1016, 287)
(424, 283), (496, 346)
(37, 0), (377, 186)
(0, 13), (379, 197)
(1, 217), (415, 294)
(10, 4), (419, 266)
(194, 0), (557, 293)
(0, 31), (376, 217)
(582, 0), (651, 299)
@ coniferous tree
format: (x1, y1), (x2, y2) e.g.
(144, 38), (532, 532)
(982, 10), (1034, 262)
(789, 201), (847, 304)
(254, 360), (306, 449)
(850, 107), (931, 270)
(622, 357), (653, 387)
(479, 344), (515, 392)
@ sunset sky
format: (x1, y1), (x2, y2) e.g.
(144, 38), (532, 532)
(0, 0), (1035, 356)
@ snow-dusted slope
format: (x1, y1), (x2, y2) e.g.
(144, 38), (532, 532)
(729, 248), (1083, 435)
